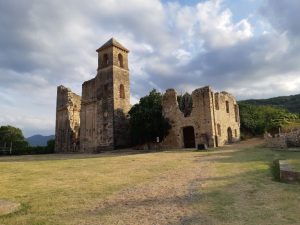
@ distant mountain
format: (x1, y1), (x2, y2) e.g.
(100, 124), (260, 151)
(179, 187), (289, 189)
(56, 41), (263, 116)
(26, 135), (55, 146)
(239, 94), (300, 114)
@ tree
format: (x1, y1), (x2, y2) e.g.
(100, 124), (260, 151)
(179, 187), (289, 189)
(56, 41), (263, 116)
(177, 92), (193, 117)
(128, 89), (171, 146)
(239, 103), (299, 136)
(0, 125), (28, 152)
(46, 139), (55, 153)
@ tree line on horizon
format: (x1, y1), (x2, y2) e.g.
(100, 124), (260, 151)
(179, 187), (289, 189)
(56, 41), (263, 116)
(0, 125), (54, 155)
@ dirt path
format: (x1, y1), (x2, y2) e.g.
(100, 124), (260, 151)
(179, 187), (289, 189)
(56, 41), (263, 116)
(90, 139), (262, 225)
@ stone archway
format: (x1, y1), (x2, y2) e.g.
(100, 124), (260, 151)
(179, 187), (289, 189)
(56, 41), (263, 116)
(183, 126), (195, 148)
(227, 127), (233, 143)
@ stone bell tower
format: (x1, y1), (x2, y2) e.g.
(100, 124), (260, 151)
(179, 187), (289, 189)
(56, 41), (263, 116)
(80, 38), (130, 152)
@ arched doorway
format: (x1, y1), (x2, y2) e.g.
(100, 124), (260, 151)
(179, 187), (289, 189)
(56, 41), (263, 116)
(227, 127), (233, 143)
(118, 53), (124, 68)
(183, 126), (195, 148)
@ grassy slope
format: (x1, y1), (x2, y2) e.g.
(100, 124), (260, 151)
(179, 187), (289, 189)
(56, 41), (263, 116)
(0, 142), (300, 225)
(239, 94), (300, 114)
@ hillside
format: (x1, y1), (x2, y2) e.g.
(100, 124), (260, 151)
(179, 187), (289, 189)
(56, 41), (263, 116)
(26, 135), (54, 146)
(240, 94), (300, 114)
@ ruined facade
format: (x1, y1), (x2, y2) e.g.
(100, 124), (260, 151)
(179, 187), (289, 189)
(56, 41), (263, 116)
(161, 87), (240, 148)
(55, 38), (240, 152)
(55, 86), (81, 152)
(55, 38), (130, 152)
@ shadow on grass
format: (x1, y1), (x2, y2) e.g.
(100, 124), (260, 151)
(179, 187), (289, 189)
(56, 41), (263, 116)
(0, 148), (200, 163)
(84, 166), (299, 225)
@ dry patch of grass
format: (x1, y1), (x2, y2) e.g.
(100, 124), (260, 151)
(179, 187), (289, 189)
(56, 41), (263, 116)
(0, 139), (300, 225)
(0, 200), (20, 216)
(0, 152), (195, 225)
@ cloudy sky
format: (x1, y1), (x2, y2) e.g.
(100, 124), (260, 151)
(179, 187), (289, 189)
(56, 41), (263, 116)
(0, 0), (300, 137)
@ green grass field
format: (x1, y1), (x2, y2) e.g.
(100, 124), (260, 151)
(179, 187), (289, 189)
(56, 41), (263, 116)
(0, 139), (300, 225)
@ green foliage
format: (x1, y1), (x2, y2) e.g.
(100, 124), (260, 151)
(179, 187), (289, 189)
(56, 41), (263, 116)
(22, 139), (55, 155)
(0, 125), (28, 152)
(177, 92), (193, 117)
(128, 89), (171, 145)
(240, 94), (300, 114)
(46, 139), (55, 152)
(239, 103), (299, 136)
(0, 125), (54, 155)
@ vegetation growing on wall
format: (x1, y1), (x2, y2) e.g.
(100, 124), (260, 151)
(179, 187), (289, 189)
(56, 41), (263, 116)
(177, 92), (193, 117)
(128, 89), (171, 145)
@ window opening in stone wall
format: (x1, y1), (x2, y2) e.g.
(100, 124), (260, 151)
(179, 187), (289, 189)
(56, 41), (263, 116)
(227, 127), (233, 143)
(177, 92), (193, 117)
(120, 84), (125, 99)
(235, 129), (237, 137)
(217, 124), (221, 136)
(103, 54), (109, 67)
(215, 96), (219, 110)
(226, 101), (229, 113)
(234, 104), (238, 122)
(118, 53), (124, 68)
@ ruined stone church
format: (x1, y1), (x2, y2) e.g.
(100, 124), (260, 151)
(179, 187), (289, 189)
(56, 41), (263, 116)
(55, 38), (240, 153)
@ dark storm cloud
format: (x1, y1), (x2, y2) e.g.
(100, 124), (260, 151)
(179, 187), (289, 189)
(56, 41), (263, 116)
(262, 0), (300, 36)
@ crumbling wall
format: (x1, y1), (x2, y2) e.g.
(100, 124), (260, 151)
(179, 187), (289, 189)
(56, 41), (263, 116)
(264, 133), (287, 149)
(80, 78), (98, 152)
(161, 86), (240, 149)
(213, 91), (240, 146)
(55, 85), (81, 152)
(162, 86), (215, 148)
(265, 129), (300, 149)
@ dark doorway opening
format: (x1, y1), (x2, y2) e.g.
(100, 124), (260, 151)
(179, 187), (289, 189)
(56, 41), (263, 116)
(227, 127), (233, 143)
(183, 126), (195, 148)
(215, 135), (218, 147)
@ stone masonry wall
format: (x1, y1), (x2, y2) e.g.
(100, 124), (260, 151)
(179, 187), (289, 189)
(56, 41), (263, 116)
(80, 78), (98, 152)
(213, 91), (240, 146)
(112, 46), (130, 148)
(55, 85), (81, 152)
(265, 129), (300, 149)
(162, 86), (240, 149)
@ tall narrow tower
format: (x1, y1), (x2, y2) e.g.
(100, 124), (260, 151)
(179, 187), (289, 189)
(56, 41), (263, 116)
(80, 38), (130, 152)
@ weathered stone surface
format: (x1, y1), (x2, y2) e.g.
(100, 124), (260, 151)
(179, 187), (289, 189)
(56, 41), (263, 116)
(161, 86), (240, 148)
(279, 160), (300, 182)
(55, 85), (81, 152)
(265, 129), (300, 149)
